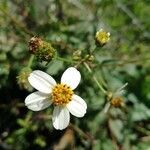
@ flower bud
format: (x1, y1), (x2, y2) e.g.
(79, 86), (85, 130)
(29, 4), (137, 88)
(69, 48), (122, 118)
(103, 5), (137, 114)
(29, 37), (56, 61)
(73, 50), (82, 61)
(85, 54), (94, 62)
(17, 67), (32, 91)
(95, 29), (110, 46)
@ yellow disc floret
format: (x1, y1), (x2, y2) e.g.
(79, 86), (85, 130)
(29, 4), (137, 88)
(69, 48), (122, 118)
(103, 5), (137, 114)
(95, 29), (110, 45)
(111, 97), (124, 107)
(52, 84), (74, 106)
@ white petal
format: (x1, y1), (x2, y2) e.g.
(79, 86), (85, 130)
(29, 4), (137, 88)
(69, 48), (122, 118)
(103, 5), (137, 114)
(61, 67), (81, 90)
(25, 91), (51, 111)
(116, 83), (128, 93)
(67, 94), (87, 117)
(28, 70), (56, 94)
(114, 90), (125, 96)
(52, 106), (70, 130)
(115, 83), (128, 96)
(107, 32), (110, 36)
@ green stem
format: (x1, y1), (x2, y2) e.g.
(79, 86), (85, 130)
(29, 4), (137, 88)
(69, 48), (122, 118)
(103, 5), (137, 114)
(70, 123), (91, 140)
(135, 126), (150, 136)
(27, 55), (34, 68)
(84, 62), (107, 94)
(56, 56), (74, 63)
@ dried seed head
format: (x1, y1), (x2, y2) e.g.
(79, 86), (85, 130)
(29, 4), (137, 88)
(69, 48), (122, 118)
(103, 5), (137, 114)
(29, 37), (42, 54)
(29, 37), (56, 61)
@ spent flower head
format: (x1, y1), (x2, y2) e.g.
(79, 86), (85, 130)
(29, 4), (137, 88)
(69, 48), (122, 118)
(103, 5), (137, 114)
(25, 67), (87, 130)
(95, 29), (110, 46)
(29, 37), (56, 61)
(104, 83), (128, 113)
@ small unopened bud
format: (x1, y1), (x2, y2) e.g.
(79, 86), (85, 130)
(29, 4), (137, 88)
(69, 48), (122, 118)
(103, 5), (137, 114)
(73, 50), (82, 61)
(95, 29), (110, 46)
(29, 37), (56, 61)
(85, 54), (94, 62)
(17, 67), (32, 91)
(110, 97), (124, 107)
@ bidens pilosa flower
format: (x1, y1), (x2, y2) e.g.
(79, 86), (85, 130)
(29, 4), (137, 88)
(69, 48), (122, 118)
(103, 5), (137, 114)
(95, 29), (110, 46)
(25, 67), (87, 130)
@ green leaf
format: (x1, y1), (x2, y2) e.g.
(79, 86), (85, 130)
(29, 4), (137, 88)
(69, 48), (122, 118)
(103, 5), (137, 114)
(46, 60), (64, 75)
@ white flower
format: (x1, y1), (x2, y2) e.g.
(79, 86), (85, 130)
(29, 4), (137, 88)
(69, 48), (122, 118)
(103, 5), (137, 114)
(25, 67), (87, 130)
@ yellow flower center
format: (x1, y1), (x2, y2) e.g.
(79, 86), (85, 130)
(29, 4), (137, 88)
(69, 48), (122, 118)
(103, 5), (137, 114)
(111, 97), (123, 107)
(96, 30), (110, 45)
(52, 84), (74, 106)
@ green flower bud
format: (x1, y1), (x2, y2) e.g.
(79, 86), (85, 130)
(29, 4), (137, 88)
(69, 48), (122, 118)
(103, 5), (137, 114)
(17, 67), (32, 91)
(73, 50), (82, 61)
(29, 37), (56, 61)
(85, 54), (94, 62)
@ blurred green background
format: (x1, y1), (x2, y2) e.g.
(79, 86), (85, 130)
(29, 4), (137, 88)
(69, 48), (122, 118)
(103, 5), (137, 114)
(0, 0), (150, 149)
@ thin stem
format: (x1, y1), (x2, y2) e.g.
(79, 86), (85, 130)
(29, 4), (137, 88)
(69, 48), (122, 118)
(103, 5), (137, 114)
(74, 59), (85, 68)
(27, 55), (34, 68)
(84, 62), (107, 94)
(93, 76), (107, 94)
(56, 56), (74, 63)
(70, 123), (93, 141)
(135, 126), (150, 136)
